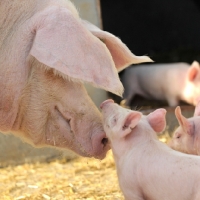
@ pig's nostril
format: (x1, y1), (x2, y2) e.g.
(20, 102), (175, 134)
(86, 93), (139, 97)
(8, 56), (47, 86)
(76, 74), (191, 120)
(101, 138), (108, 146)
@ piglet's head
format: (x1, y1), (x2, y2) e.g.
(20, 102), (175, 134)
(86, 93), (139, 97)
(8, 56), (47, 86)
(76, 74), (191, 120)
(100, 99), (142, 140)
(168, 104), (199, 154)
(100, 100), (167, 141)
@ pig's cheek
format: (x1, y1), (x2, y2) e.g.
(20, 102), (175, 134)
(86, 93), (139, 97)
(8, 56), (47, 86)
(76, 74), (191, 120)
(176, 138), (186, 152)
(184, 136), (194, 151)
(170, 139), (179, 150)
(45, 108), (74, 147)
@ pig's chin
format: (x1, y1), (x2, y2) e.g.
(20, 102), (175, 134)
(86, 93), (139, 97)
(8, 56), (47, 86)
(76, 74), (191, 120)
(42, 127), (110, 159)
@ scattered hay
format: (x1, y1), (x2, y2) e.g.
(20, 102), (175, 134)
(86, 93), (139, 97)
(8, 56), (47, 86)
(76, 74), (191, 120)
(158, 130), (171, 144)
(0, 151), (123, 200)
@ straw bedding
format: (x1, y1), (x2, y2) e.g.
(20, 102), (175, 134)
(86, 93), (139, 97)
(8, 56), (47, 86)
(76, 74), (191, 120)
(0, 132), (170, 200)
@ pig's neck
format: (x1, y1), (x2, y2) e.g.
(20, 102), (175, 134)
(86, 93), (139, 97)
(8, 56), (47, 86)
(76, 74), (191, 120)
(0, 60), (30, 132)
(111, 126), (158, 161)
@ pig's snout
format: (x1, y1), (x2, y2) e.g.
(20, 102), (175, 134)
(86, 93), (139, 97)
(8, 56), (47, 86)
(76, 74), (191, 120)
(100, 99), (114, 109)
(92, 132), (110, 159)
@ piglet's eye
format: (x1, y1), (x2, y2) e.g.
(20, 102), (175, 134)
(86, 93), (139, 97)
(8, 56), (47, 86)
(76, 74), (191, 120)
(112, 117), (117, 123)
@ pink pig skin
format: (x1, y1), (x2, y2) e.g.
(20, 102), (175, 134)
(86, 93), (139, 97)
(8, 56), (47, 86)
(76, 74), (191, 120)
(168, 101), (200, 155)
(121, 61), (200, 107)
(0, 0), (152, 159)
(101, 100), (200, 200)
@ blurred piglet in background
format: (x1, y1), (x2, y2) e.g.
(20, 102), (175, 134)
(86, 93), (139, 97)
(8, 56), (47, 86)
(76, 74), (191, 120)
(121, 61), (200, 107)
(168, 101), (200, 155)
(100, 99), (200, 200)
(0, 0), (152, 159)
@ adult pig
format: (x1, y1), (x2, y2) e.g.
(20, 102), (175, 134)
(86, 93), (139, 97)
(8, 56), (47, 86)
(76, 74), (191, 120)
(168, 101), (200, 155)
(101, 99), (200, 200)
(121, 61), (200, 107)
(0, 0), (152, 159)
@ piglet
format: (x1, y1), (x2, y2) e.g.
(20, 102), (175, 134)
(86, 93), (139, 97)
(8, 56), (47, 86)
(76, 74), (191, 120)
(100, 99), (200, 200)
(121, 61), (200, 107)
(168, 101), (200, 155)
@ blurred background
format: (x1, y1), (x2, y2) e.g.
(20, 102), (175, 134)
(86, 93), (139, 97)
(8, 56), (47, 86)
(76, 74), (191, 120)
(101, 0), (200, 63)
(101, 0), (200, 106)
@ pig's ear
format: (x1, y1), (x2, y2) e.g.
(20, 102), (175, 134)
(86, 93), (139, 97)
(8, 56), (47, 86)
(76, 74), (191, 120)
(194, 100), (200, 116)
(147, 109), (166, 133)
(81, 20), (153, 72)
(29, 7), (124, 96)
(175, 106), (192, 135)
(120, 111), (142, 138)
(187, 61), (200, 82)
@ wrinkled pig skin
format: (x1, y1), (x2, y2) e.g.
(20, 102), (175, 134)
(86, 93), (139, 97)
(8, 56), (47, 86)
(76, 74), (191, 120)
(168, 101), (200, 155)
(101, 100), (200, 200)
(121, 61), (200, 107)
(0, 0), (152, 159)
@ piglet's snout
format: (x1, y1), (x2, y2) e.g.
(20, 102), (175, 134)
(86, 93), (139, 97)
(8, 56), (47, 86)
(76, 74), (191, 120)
(100, 99), (114, 109)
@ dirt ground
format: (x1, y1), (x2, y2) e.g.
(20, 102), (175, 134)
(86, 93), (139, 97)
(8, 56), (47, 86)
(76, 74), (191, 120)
(0, 132), (170, 200)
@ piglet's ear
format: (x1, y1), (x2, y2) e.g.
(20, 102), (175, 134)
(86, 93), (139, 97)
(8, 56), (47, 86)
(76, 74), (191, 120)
(175, 106), (192, 135)
(187, 61), (200, 82)
(30, 7), (124, 96)
(120, 111), (142, 138)
(147, 109), (166, 133)
(81, 20), (153, 72)
(194, 100), (200, 117)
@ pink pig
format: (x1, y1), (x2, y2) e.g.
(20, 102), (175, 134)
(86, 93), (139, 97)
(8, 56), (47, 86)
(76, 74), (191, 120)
(168, 101), (200, 155)
(0, 0), (152, 159)
(121, 61), (200, 107)
(101, 99), (200, 200)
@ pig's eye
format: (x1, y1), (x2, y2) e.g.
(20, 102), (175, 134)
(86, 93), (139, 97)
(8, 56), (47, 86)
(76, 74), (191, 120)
(176, 134), (181, 139)
(110, 115), (117, 126)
